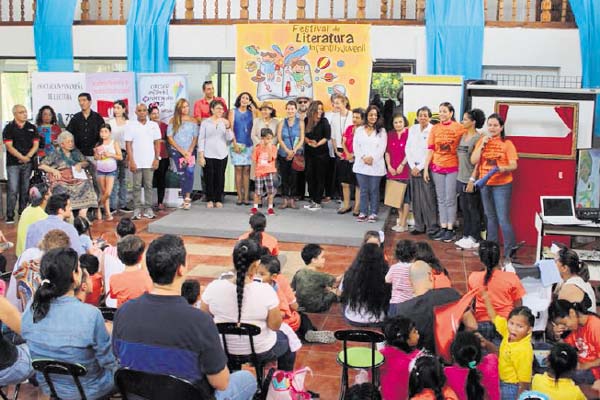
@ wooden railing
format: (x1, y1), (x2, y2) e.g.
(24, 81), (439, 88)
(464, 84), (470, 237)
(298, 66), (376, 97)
(0, 0), (575, 27)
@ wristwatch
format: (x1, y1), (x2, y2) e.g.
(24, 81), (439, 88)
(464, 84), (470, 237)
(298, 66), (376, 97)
(469, 177), (476, 182)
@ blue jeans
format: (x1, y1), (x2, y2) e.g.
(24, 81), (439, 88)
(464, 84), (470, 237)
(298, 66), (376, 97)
(355, 174), (382, 216)
(170, 148), (195, 195)
(110, 156), (129, 210)
(500, 381), (519, 400)
(7, 163), (32, 218)
(256, 331), (296, 371)
(214, 370), (257, 400)
(572, 368), (595, 384)
(480, 183), (516, 257)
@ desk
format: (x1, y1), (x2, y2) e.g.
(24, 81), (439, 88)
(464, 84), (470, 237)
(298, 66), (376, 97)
(535, 213), (600, 262)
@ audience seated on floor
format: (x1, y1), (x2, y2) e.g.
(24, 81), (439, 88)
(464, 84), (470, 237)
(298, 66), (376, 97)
(238, 212), (280, 256)
(101, 217), (136, 308)
(110, 235), (152, 307)
(79, 254), (103, 306)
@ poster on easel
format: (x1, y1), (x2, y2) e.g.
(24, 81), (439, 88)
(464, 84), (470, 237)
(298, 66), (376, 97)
(136, 73), (188, 124)
(31, 72), (86, 128)
(86, 72), (136, 118)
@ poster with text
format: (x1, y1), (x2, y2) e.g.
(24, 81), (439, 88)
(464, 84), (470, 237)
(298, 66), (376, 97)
(86, 72), (136, 118)
(31, 72), (86, 128)
(137, 73), (187, 124)
(236, 24), (371, 113)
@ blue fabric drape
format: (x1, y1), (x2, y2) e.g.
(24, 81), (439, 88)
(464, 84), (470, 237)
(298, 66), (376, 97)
(425, 0), (485, 79)
(568, 0), (600, 137)
(33, 0), (78, 72)
(127, 0), (177, 73)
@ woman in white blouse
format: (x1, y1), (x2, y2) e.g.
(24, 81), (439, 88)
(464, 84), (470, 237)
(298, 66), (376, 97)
(198, 100), (234, 208)
(352, 105), (387, 222)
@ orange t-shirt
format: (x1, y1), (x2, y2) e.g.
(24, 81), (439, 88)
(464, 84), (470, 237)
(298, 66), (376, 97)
(410, 386), (459, 400)
(564, 315), (600, 379)
(474, 136), (518, 186)
(253, 144), (277, 177)
(433, 272), (452, 289)
(109, 268), (153, 308)
(427, 121), (466, 173)
(238, 231), (279, 256)
(468, 269), (526, 321)
(275, 275), (300, 331)
(84, 273), (104, 306)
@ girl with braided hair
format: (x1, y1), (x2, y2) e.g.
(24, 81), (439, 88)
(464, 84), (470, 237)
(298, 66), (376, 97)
(467, 240), (525, 345)
(201, 239), (296, 370)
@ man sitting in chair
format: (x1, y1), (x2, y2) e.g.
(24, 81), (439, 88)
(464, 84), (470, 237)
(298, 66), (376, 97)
(112, 234), (257, 400)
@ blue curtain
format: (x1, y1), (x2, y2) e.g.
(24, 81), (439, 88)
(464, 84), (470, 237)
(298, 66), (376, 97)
(33, 0), (78, 72)
(127, 0), (177, 73)
(569, 0), (600, 138)
(425, 0), (485, 79)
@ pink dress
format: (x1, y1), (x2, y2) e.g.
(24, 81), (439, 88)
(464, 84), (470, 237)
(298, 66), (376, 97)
(386, 128), (410, 180)
(444, 353), (500, 400)
(380, 347), (421, 400)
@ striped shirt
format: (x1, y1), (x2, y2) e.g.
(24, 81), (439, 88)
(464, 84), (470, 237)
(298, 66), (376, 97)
(385, 262), (413, 304)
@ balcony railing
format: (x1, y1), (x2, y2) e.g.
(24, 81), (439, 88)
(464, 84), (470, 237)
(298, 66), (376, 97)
(0, 0), (576, 27)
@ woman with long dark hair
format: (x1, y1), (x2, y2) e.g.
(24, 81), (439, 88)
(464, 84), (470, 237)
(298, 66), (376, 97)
(201, 239), (295, 370)
(471, 113), (518, 260)
(303, 100), (331, 211)
(35, 105), (61, 158)
(553, 246), (596, 312)
(229, 92), (257, 205)
(21, 248), (116, 399)
(109, 99), (130, 213)
(341, 243), (391, 326)
(277, 101), (305, 210)
(414, 241), (451, 288)
(352, 105), (387, 222)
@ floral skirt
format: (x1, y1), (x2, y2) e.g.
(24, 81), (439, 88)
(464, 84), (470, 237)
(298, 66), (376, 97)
(48, 170), (98, 210)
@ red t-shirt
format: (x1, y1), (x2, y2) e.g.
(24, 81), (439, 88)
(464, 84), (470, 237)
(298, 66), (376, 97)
(193, 97), (228, 120)
(342, 125), (356, 160)
(433, 272), (452, 289)
(468, 270), (526, 321)
(274, 275), (300, 331)
(564, 315), (600, 379)
(386, 128), (410, 180)
(238, 231), (279, 256)
(84, 273), (104, 306)
(109, 269), (153, 308)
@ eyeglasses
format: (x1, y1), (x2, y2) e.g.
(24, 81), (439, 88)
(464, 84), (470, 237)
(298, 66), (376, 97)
(297, 100), (309, 104)
(203, 80), (213, 85)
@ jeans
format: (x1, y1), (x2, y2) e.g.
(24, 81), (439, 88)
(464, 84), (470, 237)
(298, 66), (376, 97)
(0, 344), (33, 386)
(6, 163), (32, 218)
(457, 181), (483, 240)
(110, 156), (129, 210)
(480, 183), (516, 257)
(204, 157), (228, 203)
(256, 331), (296, 371)
(132, 168), (154, 210)
(477, 321), (502, 347)
(431, 171), (458, 226)
(214, 370), (257, 400)
(355, 174), (382, 216)
(499, 381), (519, 400)
(572, 368), (595, 384)
(170, 148), (195, 196)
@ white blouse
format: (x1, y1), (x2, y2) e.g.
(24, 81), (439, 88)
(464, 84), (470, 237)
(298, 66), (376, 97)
(352, 126), (387, 176)
(198, 118), (234, 159)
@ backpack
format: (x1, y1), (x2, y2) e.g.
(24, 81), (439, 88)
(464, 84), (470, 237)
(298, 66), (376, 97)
(13, 257), (42, 311)
(266, 367), (312, 400)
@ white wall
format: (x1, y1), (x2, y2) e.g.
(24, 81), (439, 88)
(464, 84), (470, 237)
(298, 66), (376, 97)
(0, 24), (582, 78)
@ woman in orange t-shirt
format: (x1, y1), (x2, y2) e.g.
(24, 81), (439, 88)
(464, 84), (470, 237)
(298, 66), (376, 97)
(470, 113), (518, 260)
(424, 102), (466, 243)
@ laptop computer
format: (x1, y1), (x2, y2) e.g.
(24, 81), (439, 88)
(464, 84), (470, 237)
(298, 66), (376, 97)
(540, 196), (592, 225)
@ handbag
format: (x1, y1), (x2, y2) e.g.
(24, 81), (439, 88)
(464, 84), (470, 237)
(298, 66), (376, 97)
(291, 153), (305, 172)
(384, 179), (407, 209)
(266, 367), (312, 400)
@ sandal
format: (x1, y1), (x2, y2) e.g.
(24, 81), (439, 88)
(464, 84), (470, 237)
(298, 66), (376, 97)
(207, 202), (214, 208)
(337, 207), (351, 215)
(183, 202), (191, 210)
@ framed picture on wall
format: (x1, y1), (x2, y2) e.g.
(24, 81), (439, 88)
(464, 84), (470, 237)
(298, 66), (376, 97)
(494, 100), (578, 159)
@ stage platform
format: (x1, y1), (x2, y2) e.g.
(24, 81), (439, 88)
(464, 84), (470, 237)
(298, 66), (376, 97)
(147, 198), (391, 246)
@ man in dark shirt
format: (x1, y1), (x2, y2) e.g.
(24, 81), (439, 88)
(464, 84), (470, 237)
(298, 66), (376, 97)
(392, 260), (477, 354)
(112, 234), (256, 399)
(2, 105), (39, 223)
(66, 92), (105, 157)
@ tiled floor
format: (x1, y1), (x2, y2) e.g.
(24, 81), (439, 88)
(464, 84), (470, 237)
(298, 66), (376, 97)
(0, 207), (537, 399)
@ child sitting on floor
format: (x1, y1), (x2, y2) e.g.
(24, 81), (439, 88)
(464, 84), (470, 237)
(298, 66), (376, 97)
(380, 316), (422, 400)
(109, 235), (153, 307)
(291, 244), (340, 313)
(530, 342), (585, 400)
(181, 279), (201, 308)
(79, 254), (103, 306)
(385, 240), (416, 314)
(238, 212), (279, 256)
(408, 355), (459, 399)
(258, 254), (335, 344)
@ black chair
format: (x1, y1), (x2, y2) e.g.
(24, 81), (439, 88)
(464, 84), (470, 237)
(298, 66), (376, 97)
(216, 323), (266, 395)
(32, 359), (87, 400)
(98, 307), (117, 322)
(114, 368), (214, 400)
(0, 383), (21, 400)
(334, 329), (385, 400)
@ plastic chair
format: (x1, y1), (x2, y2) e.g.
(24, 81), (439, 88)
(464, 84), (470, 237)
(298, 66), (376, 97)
(98, 307), (116, 322)
(216, 323), (265, 395)
(334, 329), (385, 400)
(114, 368), (215, 400)
(32, 359), (87, 400)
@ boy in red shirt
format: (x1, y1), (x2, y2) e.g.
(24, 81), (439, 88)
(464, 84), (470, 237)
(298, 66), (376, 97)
(251, 128), (277, 215)
(80, 254), (103, 306)
(109, 235), (153, 307)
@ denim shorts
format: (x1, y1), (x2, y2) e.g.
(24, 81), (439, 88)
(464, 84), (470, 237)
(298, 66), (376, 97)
(97, 169), (117, 177)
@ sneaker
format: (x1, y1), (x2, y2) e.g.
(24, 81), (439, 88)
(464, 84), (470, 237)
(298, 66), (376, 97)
(410, 229), (425, 235)
(120, 207), (133, 213)
(303, 201), (316, 209)
(250, 207), (258, 215)
(5, 217), (14, 224)
(304, 330), (336, 344)
(143, 209), (156, 219)
(132, 209), (142, 220)
(356, 214), (367, 222)
(470, 237), (480, 249)
(430, 229), (446, 241)
(455, 236), (469, 248)
(367, 214), (377, 223)
(267, 208), (275, 216)
(308, 203), (322, 211)
(391, 225), (407, 232)
(442, 229), (456, 243)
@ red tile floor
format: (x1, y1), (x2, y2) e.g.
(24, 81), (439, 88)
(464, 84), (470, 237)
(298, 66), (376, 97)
(0, 207), (538, 399)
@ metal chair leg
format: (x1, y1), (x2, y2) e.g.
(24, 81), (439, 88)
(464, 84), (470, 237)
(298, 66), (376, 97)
(338, 365), (349, 400)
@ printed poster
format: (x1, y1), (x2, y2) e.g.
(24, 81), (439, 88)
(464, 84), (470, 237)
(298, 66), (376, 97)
(136, 73), (187, 124)
(86, 72), (136, 118)
(31, 72), (86, 128)
(236, 24), (371, 113)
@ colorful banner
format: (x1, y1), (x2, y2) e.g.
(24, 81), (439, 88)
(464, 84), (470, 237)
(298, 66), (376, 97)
(136, 73), (187, 124)
(31, 72), (87, 128)
(236, 24), (371, 113)
(86, 72), (136, 118)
